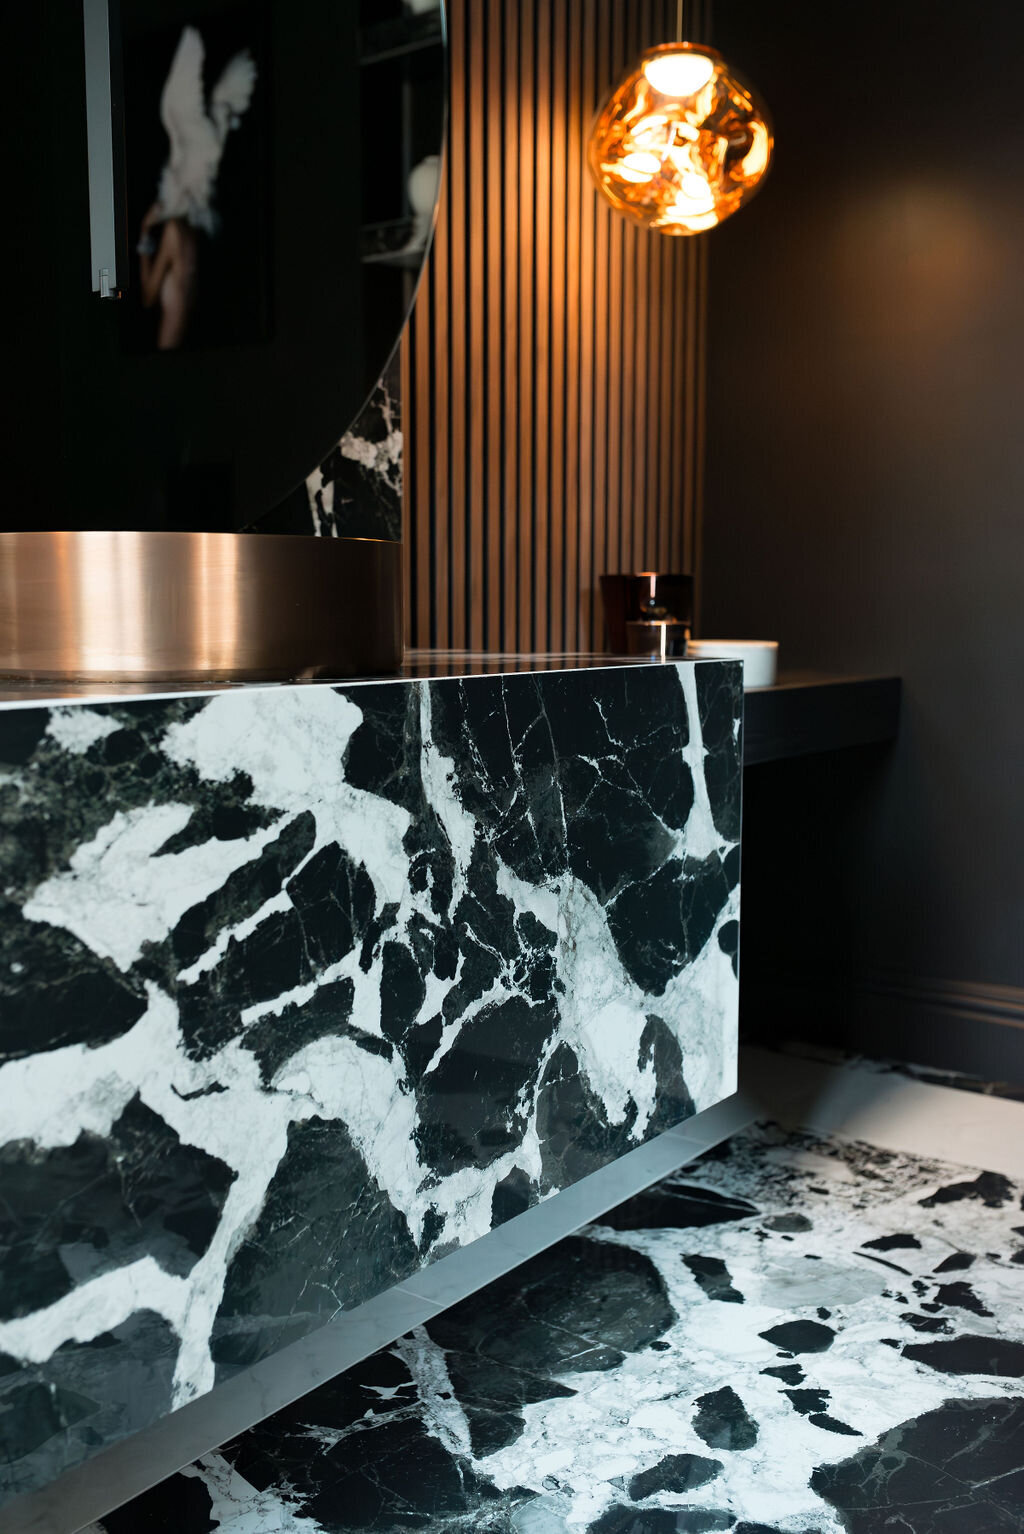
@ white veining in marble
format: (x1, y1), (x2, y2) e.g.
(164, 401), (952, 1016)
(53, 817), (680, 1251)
(0, 662), (741, 1505)
(45, 707), (121, 755)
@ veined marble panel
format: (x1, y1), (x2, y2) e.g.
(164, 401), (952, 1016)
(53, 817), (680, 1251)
(304, 352), (403, 542)
(93, 1116), (1024, 1534)
(0, 660), (741, 1504)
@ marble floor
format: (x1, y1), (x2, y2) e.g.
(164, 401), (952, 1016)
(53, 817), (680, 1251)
(88, 1052), (1024, 1534)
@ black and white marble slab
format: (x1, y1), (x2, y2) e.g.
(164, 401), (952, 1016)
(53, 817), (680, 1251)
(91, 1114), (1024, 1534)
(304, 352), (403, 543)
(0, 659), (742, 1506)
(251, 353), (403, 541)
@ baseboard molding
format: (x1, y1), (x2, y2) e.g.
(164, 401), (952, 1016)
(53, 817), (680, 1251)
(742, 968), (1024, 1084)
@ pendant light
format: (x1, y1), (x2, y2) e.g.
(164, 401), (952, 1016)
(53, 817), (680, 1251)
(588, 8), (773, 236)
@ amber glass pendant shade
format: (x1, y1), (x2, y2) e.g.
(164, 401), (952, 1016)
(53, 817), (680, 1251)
(588, 42), (773, 235)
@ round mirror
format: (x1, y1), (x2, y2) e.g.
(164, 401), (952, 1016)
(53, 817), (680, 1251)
(6, 0), (445, 535)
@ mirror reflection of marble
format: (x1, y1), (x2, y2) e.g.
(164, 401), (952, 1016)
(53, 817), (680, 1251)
(5, 0), (445, 538)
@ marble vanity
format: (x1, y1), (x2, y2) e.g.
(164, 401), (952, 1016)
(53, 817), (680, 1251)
(0, 654), (742, 1514)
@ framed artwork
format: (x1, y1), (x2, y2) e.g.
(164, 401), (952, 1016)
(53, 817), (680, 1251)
(123, 3), (271, 352)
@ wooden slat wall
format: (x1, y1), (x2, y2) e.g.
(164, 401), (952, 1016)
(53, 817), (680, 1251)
(405, 0), (711, 651)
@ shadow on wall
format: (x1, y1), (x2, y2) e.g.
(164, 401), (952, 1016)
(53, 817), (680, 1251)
(701, 0), (1024, 1078)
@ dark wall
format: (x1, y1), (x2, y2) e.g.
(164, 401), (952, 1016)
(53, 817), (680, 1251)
(702, 0), (1024, 1069)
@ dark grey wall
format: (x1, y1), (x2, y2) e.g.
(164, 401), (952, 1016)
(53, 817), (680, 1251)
(702, 0), (1024, 1072)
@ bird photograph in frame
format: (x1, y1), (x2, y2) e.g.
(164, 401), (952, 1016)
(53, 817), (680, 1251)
(122, 2), (271, 353)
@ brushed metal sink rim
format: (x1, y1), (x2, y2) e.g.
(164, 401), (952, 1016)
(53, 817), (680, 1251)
(0, 530), (404, 682)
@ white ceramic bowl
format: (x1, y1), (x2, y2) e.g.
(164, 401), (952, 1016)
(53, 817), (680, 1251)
(686, 639), (778, 688)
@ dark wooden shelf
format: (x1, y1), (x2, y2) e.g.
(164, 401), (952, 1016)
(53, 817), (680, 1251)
(743, 672), (901, 766)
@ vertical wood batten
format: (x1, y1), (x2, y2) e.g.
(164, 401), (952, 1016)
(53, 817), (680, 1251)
(657, 235), (673, 572)
(431, 155), (450, 647)
(672, 226), (683, 552)
(502, 0), (520, 650)
(631, 0), (653, 569)
(692, 234), (709, 623)
(404, 0), (705, 651)
(691, 0), (711, 607)
(616, 30), (631, 579)
(590, 0), (611, 649)
(602, 1), (622, 583)
(517, 0), (536, 651)
(468, 0), (486, 650)
(448, 2), (467, 648)
(576, 0), (597, 649)
(533, 0), (552, 651)
(486, 0), (504, 652)
(564, 0), (583, 650)
(549, 0), (568, 652)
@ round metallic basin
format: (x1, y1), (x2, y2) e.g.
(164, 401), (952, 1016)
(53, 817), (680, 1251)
(0, 531), (403, 682)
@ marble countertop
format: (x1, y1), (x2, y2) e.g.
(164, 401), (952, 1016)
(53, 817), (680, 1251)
(0, 656), (901, 772)
(0, 650), (715, 710)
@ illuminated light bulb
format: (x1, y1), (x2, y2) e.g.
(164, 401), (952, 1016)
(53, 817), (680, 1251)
(679, 209), (719, 232)
(741, 119), (771, 180)
(631, 115), (672, 149)
(617, 151), (661, 184)
(643, 50), (715, 98)
(679, 171), (714, 206)
(659, 202), (720, 233)
(588, 42), (773, 236)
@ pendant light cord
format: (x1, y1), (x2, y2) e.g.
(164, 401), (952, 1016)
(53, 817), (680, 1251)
(676, 0), (683, 40)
